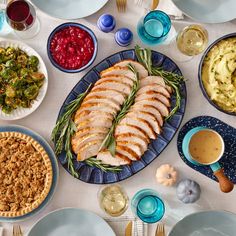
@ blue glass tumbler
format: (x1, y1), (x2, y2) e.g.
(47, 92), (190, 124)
(137, 10), (171, 45)
(131, 189), (165, 223)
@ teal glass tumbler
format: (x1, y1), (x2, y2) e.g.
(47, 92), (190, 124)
(131, 189), (165, 223)
(137, 10), (171, 45)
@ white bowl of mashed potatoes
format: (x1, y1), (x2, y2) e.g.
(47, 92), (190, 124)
(199, 33), (236, 115)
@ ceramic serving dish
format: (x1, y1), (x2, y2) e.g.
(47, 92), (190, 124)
(0, 125), (59, 222)
(198, 33), (236, 116)
(55, 49), (187, 184)
(0, 40), (48, 120)
(47, 22), (98, 73)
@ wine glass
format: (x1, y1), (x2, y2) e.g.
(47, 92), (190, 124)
(98, 184), (129, 217)
(168, 24), (209, 62)
(131, 189), (165, 223)
(6, 0), (40, 39)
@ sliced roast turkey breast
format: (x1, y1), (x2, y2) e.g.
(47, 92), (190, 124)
(133, 98), (169, 117)
(97, 150), (131, 166)
(74, 110), (114, 124)
(82, 98), (121, 112)
(72, 134), (106, 154)
(115, 133), (148, 153)
(136, 84), (170, 98)
(91, 82), (131, 96)
(95, 75), (134, 87)
(75, 116), (113, 129)
(100, 66), (135, 79)
(130, 105), (163, 127)
(116, 145), (140, 161)
(119, 116), (156, 139)
(114, 60), (148, 78)
(125, 111), (161, 134)
(76, 140), (103, 161)
(116, 141), (143, 157)
(115, 124), (150, 142)
(84, 90), (125, 105)
(135, 92), (171, 107)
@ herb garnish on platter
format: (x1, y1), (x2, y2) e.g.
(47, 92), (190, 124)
(135, 45), (185, 119)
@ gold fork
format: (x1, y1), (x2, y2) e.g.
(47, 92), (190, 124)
(13, 225), (23, 236)
(155, 222), (165, 236)
(116, 0), (127, 12)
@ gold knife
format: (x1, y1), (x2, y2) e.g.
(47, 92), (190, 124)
(151, 0), (159, 10)
(125, 221), (132, 236)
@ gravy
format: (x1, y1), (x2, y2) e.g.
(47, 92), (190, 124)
(189, 130), (223, 164)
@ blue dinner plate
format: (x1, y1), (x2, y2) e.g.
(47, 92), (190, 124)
(56, 49), (187, 184)
(172, 0), (236, 23)
(27, 208), (115, 236)
(0, 125), (59, 222)
(169, 211), (236, 236)
(31, 0), (108, 19)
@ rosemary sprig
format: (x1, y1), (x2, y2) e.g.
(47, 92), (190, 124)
(85, 157), (122, 172)
(99, 64), (140, 155)
(51, 84), (92, 177)
(135, 45), (185, 119)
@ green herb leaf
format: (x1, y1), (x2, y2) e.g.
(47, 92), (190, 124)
(85, 157), (122, 173)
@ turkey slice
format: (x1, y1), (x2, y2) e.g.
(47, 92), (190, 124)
(130, 105), (163, 127)
(97, 150), (131, 166)
(100, 66), (135, 79)
(96, 75), (134, 87)
(119, 116), (156, 139)
(117, 141), (143, 157)
(137, 84), (170, 98)
(114, 60), (148, 78)
(135, 91), (171, 107)
(125, 111), (161, 134)
(116, 145), (140, 161)
(133, 98), (169, 117)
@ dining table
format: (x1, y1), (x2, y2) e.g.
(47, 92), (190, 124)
(1, 0), (236, 235)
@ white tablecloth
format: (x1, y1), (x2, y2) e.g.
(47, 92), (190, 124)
(1, 1), (236, 235)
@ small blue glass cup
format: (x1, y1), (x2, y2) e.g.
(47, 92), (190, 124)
(137, 10), (171, 45)
(131, 189), (165, 223)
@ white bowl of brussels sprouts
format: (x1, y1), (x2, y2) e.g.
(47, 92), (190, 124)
(0, 39), (48, 120)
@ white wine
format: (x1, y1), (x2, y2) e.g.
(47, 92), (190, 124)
(176, 25), (208, 56)
(99, 185), (128, 217)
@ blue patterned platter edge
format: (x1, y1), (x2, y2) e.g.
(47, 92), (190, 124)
(177, 116), (236, 183)
(0, 125), (59, 222)
(56, 49), (187, 184)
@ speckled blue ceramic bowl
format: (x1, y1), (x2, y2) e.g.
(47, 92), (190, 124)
(47, 22), (98, 73)
(198, 33), (236, 116)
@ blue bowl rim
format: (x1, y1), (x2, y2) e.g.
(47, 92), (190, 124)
(47, 22), (98, 73)
(198, 32), (236, 116)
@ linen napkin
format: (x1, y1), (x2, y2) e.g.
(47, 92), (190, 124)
(0, 227), (3, 236)
(105, 216), (148, 236)
(156, 0), (184, 20)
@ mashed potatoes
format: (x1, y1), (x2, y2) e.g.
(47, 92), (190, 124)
(202, 37), (236, 113)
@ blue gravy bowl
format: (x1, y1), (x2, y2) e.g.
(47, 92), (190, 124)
(182, 127), (234, 193)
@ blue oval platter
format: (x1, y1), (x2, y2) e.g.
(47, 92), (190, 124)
(0, 125), (59, 222)
(177, 116), (236, 183)
(56, 49), (187, 184)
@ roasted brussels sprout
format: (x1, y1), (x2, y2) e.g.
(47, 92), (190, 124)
(24, 84), (39, 99)
(31, 72), (45, 81)
(6, 86), (16, 98)
(5, 59), (17, 70)
(28, 55), (39, 66)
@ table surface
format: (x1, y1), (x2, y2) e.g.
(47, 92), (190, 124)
(1, 1), (236, 235)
